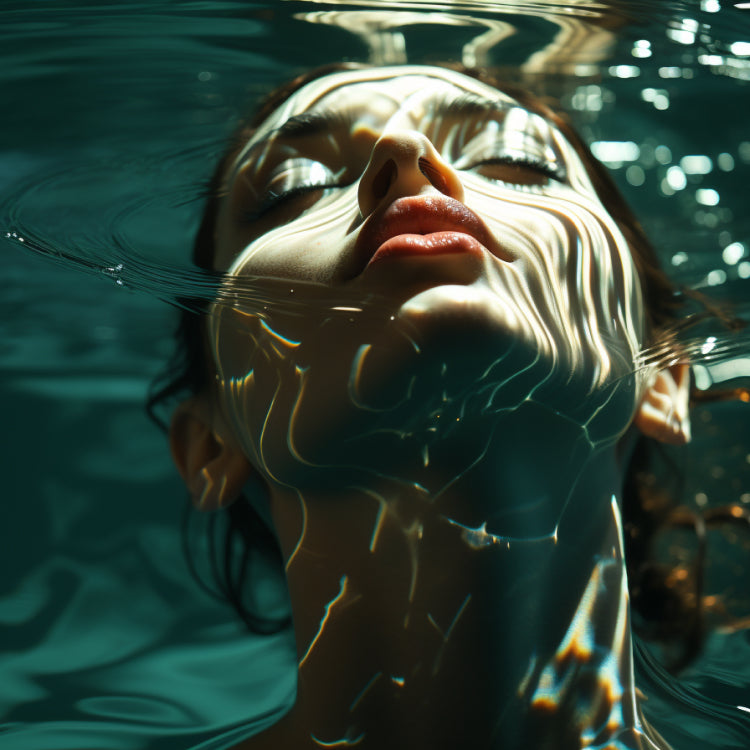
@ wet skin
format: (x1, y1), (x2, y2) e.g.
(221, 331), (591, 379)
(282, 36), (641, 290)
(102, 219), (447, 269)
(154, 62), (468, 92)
(204, 67), (672, 749)
(215, 66), (643, 390)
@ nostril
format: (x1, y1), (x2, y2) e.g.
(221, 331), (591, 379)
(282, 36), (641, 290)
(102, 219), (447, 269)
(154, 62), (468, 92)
(371, 159), (396, 202)
(418, 157), (449, 194)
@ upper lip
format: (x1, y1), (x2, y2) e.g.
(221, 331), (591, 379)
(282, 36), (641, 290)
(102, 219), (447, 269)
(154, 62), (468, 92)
(353, 194), (511, 271)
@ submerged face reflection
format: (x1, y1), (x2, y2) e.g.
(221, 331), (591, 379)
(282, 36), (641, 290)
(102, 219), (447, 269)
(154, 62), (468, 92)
(209, 66), (650, 484)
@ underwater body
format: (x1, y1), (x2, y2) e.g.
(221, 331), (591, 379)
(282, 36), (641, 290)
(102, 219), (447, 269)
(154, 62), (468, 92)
(2, 2), (750, 749)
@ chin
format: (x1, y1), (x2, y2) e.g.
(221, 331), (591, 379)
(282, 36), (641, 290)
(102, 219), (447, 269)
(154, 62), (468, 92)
(400, 281), (509, 321)
(396, 283), (522, 356)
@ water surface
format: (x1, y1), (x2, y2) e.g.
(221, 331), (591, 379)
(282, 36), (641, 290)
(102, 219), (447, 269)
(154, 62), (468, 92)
(2, 2), (750, 748)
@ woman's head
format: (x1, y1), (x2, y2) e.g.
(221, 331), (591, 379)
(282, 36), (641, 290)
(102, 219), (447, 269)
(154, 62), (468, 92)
(166, 63), (691, 511)
(145, 65), (750, 673)
(208, 66), (678, 321)
(217, 65), (643, 365)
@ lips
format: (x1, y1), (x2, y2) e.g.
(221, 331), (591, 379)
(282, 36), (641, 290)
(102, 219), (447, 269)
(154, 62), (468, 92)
(355, 195), (512, 270)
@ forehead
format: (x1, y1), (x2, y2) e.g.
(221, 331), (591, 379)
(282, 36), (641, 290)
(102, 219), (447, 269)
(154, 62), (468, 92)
(238, 66), (524, 160)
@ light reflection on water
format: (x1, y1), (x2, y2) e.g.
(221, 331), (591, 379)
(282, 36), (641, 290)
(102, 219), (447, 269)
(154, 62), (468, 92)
(1, 1), (750, 749)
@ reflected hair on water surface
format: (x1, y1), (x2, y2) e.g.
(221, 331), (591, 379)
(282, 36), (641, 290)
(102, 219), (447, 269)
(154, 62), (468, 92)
(148, 61), (738, 667)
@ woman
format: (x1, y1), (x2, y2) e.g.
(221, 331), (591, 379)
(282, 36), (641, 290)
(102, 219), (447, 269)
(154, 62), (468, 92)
(161, 64), (692, 749)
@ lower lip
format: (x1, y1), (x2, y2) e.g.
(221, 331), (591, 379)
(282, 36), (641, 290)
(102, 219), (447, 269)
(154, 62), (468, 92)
(369, 232), (486, 266)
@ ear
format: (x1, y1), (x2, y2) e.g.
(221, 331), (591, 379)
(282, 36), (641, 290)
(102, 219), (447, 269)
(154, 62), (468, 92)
(633, 363), (692, 445)
(169, 397), (253, 510)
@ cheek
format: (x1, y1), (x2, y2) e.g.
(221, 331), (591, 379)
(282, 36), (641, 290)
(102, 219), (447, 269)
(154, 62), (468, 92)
(225, 192), (361, 283)
(467, 187), (644, 384)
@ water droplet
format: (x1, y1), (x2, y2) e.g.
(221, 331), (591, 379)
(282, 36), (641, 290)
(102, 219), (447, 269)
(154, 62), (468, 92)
(681, 155), (712, 175)
(671, 252), (688, 266)
(666, 166), (687, 191)
(706, 269), (727, 286)
(718, 152), (735, 171)
(102, 263), (126, 287)
(701, 336), (718, 355)
(655, 145), (672, 164)
(696, 188), (720, 206)
(626, 165), (645, 186)
(722, 242), (745, 265)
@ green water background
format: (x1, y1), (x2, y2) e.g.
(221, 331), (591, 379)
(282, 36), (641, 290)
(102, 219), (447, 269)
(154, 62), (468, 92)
(1, 1), (750, 748)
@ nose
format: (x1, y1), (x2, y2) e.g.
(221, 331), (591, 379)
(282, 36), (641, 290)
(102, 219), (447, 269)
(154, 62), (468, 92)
(357, 130), (464, 218)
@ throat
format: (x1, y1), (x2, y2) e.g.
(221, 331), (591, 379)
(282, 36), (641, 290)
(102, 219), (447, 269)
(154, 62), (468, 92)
(265, 435), (669, 749)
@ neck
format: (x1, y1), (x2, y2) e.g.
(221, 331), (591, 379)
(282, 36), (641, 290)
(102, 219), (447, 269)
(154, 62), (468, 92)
(253, 403), (670, 750)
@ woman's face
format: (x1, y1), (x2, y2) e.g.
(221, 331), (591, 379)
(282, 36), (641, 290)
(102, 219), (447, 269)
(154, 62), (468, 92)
(209, 66), (647, 481)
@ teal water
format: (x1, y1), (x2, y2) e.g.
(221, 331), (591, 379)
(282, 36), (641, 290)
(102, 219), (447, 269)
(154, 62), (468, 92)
(2, 1), (750, 748)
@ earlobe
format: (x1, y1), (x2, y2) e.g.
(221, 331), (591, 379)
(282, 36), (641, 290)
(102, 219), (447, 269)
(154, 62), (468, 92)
(634, 363), (692, 445)
(169, 397), (253, 510)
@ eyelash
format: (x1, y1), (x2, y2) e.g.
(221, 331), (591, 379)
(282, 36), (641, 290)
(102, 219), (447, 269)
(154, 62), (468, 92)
(242, 183), (344, 223)
(241, 150), (564, 224)
(242, 160), (352, 223)
(463, 156), (566, 188)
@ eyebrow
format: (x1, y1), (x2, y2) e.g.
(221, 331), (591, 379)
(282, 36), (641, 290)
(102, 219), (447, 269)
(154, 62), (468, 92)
(266, 95), (513, 144)
(231, 109), (345, 180)
(270, 110), (338, 139)
(440, 92), (510, 120)
(233, 91), (554, 181)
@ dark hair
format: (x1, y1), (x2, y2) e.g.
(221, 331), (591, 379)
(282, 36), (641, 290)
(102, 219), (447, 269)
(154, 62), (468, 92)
(148, 62), (748, 664)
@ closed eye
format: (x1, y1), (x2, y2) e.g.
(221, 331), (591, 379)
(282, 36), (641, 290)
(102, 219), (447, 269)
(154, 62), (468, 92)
(461, 156), (565, 187)
(243, 158), (351, 222)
